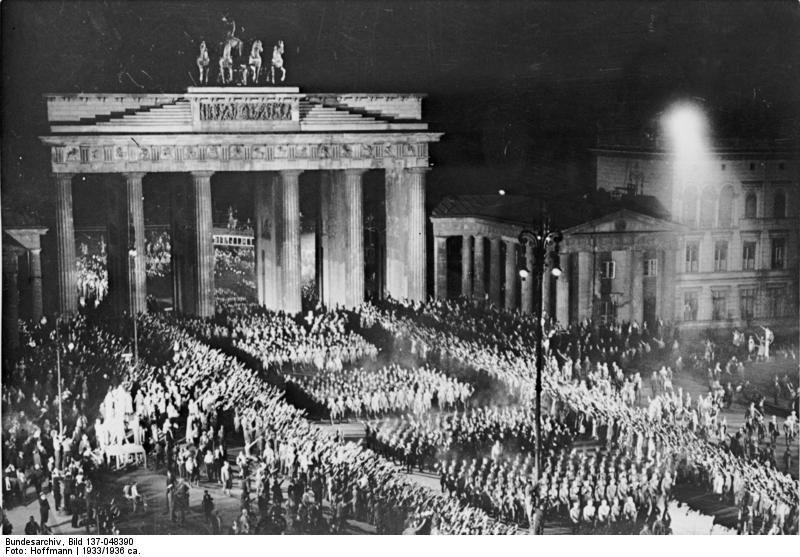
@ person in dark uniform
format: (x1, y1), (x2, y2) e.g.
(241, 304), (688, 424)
(38, 492), (50, 531)
(24, 516), (40, 534)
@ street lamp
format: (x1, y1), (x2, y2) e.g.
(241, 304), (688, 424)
(518, 222), (562, 482)
(128, 248), (139, 368)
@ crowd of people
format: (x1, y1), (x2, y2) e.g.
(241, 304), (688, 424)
(287, 364), (473, 421)
(3, 291), (797, 536)
(184, 304), (378, 374)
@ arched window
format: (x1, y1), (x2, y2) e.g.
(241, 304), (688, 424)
(718, 185), (734, 227)
(774, 190), (786, 218)
(700, 187), (716, 227)
(744, 192), (757, 219)
(682, 190), (697, 225)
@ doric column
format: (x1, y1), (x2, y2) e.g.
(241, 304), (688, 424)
(577, 251), (592, 321)
(279, 170), (302, 313)
(254, 174), (279, 310)
(461, 234), (473, 297)
(344, 169), (365, 308)
(29, 248), (43, 321)
(191, 171), (215, 317)
(54, 173), (77, 316)
(473, 236), (486, 300)
(384, 168), (408, 300)
(661, 248), (677, 321)
(542, 268), (552, 318)
(405, 168), (428, 301)
(2, 251), (20, 351)
(124, 173), (147, 315)
(434, 236), (448, 299)
(556, 253), (570, 326)
(489, 237), (502, 307)
(631, 249), (644, 324)
(504, 240), (518, 311)
(521, 241), (534, 314)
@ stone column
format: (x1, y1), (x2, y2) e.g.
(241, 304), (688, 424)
(473, 236), (486, 300)
(2, 251), (20, 351)
(191, 171), (215, 317)
(489, 237), (502, 307)
(577, 251), (592, 321)
(254, 174), (279, 310)
(661, 248), (677, 321)
(504, 240), (518, 311)
(124, 173), (147, 314)
(405, 168), (427, 301)
(384, 168), (409, 300)
(29, 248), (43, 321)
(54, 174), (77, 316)
(556, 253), (570, 325)
(434, 236), (448, 299)
(279, 170), (302, 314)
(541, 268), (552, 318)
(320, 171), (345, 307)
(521, 242), (535, 314)
(461, 234), (473, 297)
(344, 169), (366, 308)
(630, 249), (644, 324)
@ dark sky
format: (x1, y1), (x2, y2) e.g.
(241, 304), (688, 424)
(2, 0), (798, 226)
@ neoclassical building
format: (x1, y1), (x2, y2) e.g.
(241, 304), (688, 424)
(38, 87), (441, 318)
(594, 135), (798, 332)
(431, 136), (799, 333)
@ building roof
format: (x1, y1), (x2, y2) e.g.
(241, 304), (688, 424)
(431, 192), (672, 230)
(430, 195), (545, 224)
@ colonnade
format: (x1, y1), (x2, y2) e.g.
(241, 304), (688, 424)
(435, 232), (564, 317)
(52, 166), (427, 318)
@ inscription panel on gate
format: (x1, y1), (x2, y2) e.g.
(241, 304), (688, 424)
(199, 101), (293, 121)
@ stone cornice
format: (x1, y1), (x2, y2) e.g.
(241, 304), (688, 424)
(41, 135), (439, 174)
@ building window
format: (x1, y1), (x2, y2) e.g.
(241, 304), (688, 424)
(700, 187), (716, 227)
(744, 193), (757, 219)
(771, 238), (785, 269)
(685, 242), (699, 273)
(739, 288), (756, 320)
(644, 258), (658, 277)
(713, 241), (728, 272)
(767, 287), (786, 317)
(774, 190), (786, 218)
(742, 241), (756, 270)
(599, 299), (615, 322)
(712, 290), (727, 321)
(683, 291), (698, 321)
(600, 260), (616, 279)
(682, 191), (697, 225)
(718, 186), (734, 227)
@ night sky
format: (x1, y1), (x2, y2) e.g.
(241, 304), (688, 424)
(2, 0), (798, 227)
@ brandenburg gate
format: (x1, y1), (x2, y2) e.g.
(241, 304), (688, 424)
(40, 87), (441, 317)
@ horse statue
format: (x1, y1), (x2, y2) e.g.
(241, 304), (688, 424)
(219, 42), (234, 84)
(196, 41), (210, 85)
(248, 40), (263, 84)
(269, 40), (286, 84)
(221, 17), (243, 58)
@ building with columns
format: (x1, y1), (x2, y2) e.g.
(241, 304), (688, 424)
(431, 135), (799, 335)
(38, 87), (441, 318)
(2, 227), (48, 354)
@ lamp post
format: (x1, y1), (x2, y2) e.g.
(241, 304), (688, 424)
(128, 249), (139, 368)
(518, 223), (562, 482)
